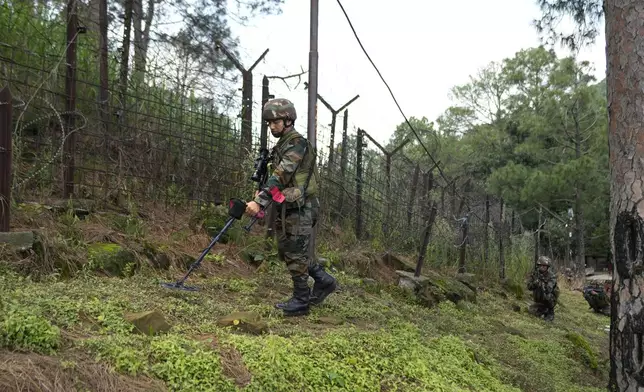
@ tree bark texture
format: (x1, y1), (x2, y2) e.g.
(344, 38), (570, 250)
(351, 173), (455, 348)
(607, 1), (644, 390)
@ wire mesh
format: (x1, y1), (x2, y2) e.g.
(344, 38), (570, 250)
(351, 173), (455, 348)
(0, 0), (532, 273)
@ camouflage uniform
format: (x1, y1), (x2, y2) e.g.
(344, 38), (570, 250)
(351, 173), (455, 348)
(583, 282), (610, 316)
(254, 98), (337, 317)
(527, 256), (559, 322)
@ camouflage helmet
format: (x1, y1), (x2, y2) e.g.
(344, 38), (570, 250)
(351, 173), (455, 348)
(536, 256), (551, 267)
(262, 98), (297, 122)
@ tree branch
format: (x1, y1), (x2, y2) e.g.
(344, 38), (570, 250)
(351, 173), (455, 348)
(266, 67), (308, 90)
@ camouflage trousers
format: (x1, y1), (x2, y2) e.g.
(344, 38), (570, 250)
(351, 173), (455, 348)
(528, 302), (555, 321)
(276, 196), (319, 279)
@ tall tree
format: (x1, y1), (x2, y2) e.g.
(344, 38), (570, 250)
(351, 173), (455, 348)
(535, 0), (644, 390)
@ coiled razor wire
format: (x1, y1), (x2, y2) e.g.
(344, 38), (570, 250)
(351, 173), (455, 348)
(10, 94), (87, 191)
(0, 97), (26, 108)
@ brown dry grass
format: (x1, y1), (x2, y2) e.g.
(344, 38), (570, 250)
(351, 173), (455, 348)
(0, 351), (166, 392)
(219, 345), (252, 388)
(190, 335), (252, 388)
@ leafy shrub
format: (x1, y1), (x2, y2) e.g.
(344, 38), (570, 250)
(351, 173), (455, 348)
(0, 304), (60, 354)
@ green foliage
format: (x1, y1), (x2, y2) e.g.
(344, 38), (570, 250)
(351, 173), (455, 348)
(87, 243), (139, 277)
(0, 256), (611, 392)
(565, 332), (599, 370)
(148, 335), (238, 391)
(225, 324), (519, 392)
(0, 302), (61, 354)
(416, 44), (610, 267)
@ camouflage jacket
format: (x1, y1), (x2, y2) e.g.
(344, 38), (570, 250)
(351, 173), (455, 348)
(583, 285), (610, 309)
(254, 128), (319, 208)
(527, 269), (558, 304)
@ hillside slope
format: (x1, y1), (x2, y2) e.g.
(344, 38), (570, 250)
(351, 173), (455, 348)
(0, 201), (610, 391)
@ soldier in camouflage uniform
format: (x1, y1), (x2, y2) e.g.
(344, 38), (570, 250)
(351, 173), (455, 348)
(245, 98), (337, 317)
(583, 281), (610, 316)
(527, 256), (559, 322)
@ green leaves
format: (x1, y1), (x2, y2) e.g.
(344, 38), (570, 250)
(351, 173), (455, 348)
(420, 44), (609, 256)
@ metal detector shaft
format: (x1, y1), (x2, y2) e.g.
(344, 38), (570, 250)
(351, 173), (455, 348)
(174, 216), (236, 286)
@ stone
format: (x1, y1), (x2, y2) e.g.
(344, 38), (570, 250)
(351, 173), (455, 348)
(124, 310), (172, 335)
(88, 243), (138, 277)
(396, 270), (477, 309)
(382, 252), (416, 272)
(0, 231), (34, 251)
(361, 278), (378, 286)
(455, 272), (477, 292)
(216, 311), (267, 335)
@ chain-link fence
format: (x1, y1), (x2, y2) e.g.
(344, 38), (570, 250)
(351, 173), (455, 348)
(0, 0), (536, 278)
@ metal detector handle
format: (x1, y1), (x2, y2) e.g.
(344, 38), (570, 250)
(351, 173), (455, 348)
(242, 186), (286, 232)
(243, 203), (270, 232)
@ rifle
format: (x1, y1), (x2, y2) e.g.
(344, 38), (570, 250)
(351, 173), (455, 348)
(250, 147), (271, 192)
(244, 147), (275, 232)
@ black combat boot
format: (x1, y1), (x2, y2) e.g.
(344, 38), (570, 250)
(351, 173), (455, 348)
(275, 275), (310, 317)
(309, 264), (337, 306)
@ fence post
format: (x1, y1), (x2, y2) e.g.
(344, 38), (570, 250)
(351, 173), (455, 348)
(415, 170), (437, 277)
(407, 164), (419, 227)
(360, 129), (410, 242)
(355, 128), (365, 239)
(338, 109), (349, 218)
(458, 213), (469, 273)
(215, 41), (268, 155)
(316, 94), (359, 168)
(0, 86), (12, 232)
(260, 76), (270, 150)
(261, 76), (277, 242)
(63, 0), (81, 198)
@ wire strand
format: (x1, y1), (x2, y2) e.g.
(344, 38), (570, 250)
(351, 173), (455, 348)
(335, 0), (495, 227)
(334, 0), (447, 182)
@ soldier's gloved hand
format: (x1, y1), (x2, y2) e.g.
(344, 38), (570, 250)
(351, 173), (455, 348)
(245, 201), (261, 216)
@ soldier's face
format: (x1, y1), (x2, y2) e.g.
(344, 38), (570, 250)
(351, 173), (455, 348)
(539, 265), (548, 273)
(268, 119), (285, 138)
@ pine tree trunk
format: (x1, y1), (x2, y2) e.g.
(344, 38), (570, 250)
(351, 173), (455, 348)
(484, 194), (490, 264)
(607, 0), (644, 390)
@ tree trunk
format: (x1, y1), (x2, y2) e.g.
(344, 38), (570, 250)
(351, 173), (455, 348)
(574, 90), (586, 277)
(484, 194), (490, 264)
(499, 198), (505, 280)
(607, 1), (644, 390)
(535, 206), (542, 262)
(132, 0), (154, 83)
(575, 187), (586, 275)
(118, 0), (133, 121)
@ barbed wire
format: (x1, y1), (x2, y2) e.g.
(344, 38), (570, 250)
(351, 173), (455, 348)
(12, 96), (87, 191)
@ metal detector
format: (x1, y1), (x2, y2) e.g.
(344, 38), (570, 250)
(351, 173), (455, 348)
(160, 187), (285, 291)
